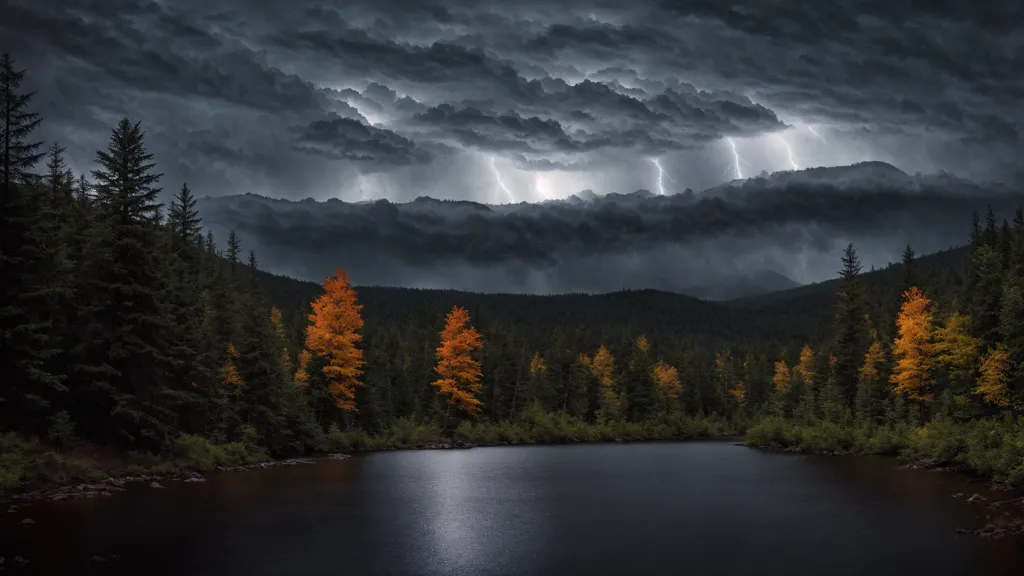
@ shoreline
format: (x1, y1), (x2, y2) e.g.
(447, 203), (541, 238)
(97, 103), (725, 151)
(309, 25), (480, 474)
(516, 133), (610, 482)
(2, 434), (741, 508)
(3, 434), (1022, 541)
(745, 440), (1024, 538)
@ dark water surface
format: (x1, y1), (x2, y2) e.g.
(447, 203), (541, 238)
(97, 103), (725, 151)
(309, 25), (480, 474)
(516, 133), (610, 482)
(2, 440), (1023, 575)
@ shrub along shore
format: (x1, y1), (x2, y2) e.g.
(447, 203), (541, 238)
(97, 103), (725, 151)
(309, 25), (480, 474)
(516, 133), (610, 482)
(5, 410), (1022, 507)
(1, 410), (737, 500)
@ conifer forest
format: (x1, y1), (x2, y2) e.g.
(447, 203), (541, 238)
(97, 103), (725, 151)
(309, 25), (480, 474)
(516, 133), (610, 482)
(3, 52), (1024, 493)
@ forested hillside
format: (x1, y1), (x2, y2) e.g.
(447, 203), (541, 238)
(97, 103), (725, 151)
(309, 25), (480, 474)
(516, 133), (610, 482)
(3, 53), (1023, 491)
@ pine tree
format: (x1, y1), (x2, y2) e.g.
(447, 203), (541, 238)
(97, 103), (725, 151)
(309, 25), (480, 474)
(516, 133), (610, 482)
(626, 335), (655, 421)
(901, 244), (917, 294)
(855, 330), (888, 423)
(0, 54), (61, 433)
(833, 244), (868, 409)
(999, 274), (1024, 408)
(227, 230), (241, 277)
(983, 206), (998, 247)
(78, 119), (174, 449)
(970, 245), (1004, 346)
(169, 183), (201, 250)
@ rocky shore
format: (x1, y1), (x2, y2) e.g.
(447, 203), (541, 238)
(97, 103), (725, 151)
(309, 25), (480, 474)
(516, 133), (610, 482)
(1, 458), (321, 509)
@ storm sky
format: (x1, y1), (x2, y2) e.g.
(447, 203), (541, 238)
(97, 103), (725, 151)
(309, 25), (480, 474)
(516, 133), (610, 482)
(4, 0), (1023, 295)
(5, 0), (1022, 204)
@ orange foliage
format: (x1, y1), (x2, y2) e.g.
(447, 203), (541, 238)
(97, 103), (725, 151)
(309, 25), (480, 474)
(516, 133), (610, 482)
(793, 345), (815, 385)
(652, 360), (682, 408)
(221, 343), (244, 390)
(269, 307), (292, 373)
(859, 331), (886, 384)
(294, 349), (313, 389)
(890, 287), (935, 403)
(529, 352), (548, 376)
(772, 360), (791, 395)
(590, 345), (620, 416)
(635, 335), (650, 354)
(305, 268), (365, 412)
(729, 382), (747, 408)
(433, 306), (484, 414)
(976, 346), (1011, 407)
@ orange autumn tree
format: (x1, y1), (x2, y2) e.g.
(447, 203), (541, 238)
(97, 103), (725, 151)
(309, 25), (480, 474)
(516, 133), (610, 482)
(305, 268), (365, 412)
(269, 307), (293, 374)
(890, 286), (936, 407)
(590, 345), (620, 419)
(293, 349), (313, 389)
(976, 346), (1011, 407)
(652, 360), (682, 410)
(221, 343), (245, 390)
(433, 306), (484, 415)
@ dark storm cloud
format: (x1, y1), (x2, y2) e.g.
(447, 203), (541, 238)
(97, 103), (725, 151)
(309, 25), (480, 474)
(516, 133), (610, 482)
(294, 116), (433, 167)
(197, 164), (1024, 295)
(4, 0), (1022, 292)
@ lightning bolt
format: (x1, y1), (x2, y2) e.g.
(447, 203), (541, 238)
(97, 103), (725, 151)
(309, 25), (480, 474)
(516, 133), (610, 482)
(534, 173), (547, 200)
(777, 135), (799, 171)
(725, 137), (746, 180)
(807, 125), (827, 144)
(650, 158), (676, 195)
(489, 156), (515, 203)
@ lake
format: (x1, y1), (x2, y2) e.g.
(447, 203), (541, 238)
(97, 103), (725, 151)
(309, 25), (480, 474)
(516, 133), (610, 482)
(2, 440), (1022, 575)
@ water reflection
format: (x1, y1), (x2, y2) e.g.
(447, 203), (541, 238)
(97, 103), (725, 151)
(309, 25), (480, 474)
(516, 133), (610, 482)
(0, 442), (1021, 576)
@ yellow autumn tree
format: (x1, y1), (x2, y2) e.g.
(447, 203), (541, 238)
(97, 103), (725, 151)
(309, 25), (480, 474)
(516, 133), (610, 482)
(770, 359), (791, 415)
(932, 311), (981, 387)
(293, 349), (313, 389)
(221, 343), (245, 390)
(855, 330), (888, 421)
(793, 345), (816, 388)
(652, 360), (682, 410)
(772, 360), (791, 395)
(729, 382), (747, 409)
(590, 345), (619, 418)
(305, 268), (365, 412)
(529, 352), (548, 376)
(976, 346), (1011, 407)
(890, 287), (936, 405)
(269, 307), (293, 374)
(433, 306), (484, 415)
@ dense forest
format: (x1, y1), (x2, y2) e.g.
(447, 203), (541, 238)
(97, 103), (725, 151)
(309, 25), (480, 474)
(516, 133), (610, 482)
(2, 53), (1023, 488)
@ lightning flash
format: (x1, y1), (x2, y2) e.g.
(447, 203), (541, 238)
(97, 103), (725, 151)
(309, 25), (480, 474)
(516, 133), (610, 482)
(534, 173), (548, 200)
(650, 158), (676, 195)
(776, 135), (799, 170)
(725, 137), (745, 180)
(807, 125), (827, 144)
(489, 156), (515, 203)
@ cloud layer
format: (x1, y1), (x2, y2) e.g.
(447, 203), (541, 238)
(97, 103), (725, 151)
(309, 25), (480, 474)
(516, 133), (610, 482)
(5, 0), (1021, 203)
(197, 164), (1024, 296)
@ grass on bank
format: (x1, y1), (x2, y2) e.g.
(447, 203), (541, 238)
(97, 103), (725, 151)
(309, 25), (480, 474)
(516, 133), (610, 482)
(0, 428), (269, 495)
(324, 407), (737, 452)
(2, 408), (735, 495)
(745, 415), (1024, 483)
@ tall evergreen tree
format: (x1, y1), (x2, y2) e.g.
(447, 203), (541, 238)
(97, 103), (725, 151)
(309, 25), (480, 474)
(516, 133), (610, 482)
(0, 54), (61, 433)
(901, 244), (917, 294)
(78, 119), (175, 449)
(833, 244), (868, 408)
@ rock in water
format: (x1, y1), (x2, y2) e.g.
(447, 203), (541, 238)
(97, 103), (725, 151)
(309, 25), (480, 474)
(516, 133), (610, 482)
(149, 482), (165, 489)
